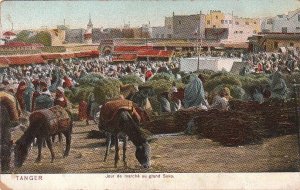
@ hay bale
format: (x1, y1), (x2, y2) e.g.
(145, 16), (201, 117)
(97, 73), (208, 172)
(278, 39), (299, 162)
(93, 78), (122, 105)
(239, 74), (270, 93)
(150, 73), (175, 81)
(78, 73), (104, 86)
(120, 75), (143, 85)
(65, 86), (94, 104)
(205, 74), (242, 92)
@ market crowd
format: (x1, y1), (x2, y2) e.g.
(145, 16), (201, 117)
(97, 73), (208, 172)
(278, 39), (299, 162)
(0, 50), (298, 121)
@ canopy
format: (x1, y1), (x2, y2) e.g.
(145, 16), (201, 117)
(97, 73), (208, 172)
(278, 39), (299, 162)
(0, 55), (45, 65)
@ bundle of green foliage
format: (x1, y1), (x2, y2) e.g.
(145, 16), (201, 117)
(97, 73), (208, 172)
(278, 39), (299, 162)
(239, 74), (271, 94)
(150, 73), (175, 81)
(120, 74), (143, 85)
(65, 86), (94, 104)
(143, 78), (184, 95)
(93, 78), (122, 104)
(205, 73), (242, 92)
(78, 73), (104, 86)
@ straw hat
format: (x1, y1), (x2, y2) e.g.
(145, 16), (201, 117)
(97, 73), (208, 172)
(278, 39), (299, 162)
(221, 87), (233, 99)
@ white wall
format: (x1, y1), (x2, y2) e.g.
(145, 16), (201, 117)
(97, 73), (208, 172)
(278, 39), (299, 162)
(150, 26), (167, 39)
(180, 57), (241, 72)
(261, 9), (300, 33)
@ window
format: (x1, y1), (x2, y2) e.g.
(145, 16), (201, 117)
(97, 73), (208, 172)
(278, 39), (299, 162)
(235, 21), (239, 25)
(296, 27), (300, 30)
(282, 27), (287, 33)
(267, 19), (273, 24)
(278, 15), (283, 18)
(240, 31), (243, 34)
(298, 14), (300, 21)
(213, 25), (216, 28)
(216, 16), (218, 19)
(290, 42), (294, 47)
(156, 34), (159, 38)
(224, 20), (228, 24)
(253, 30), (257, 34)
(254, 21), (257, 24)
(207, 20), (211, 25)
(245, 21), (249, 25)
(178, 20), (181, 25)
(167, 34), (172, 38)
(221, 20), (224, 24)
(161, 34), (164, 38)
(229, 20), (233, 24)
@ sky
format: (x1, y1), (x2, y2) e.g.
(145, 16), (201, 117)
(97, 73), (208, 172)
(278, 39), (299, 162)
(1, 0), (300, 31)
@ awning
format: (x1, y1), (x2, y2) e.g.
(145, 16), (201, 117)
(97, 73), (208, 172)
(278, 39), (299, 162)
(0, 55), (45, 65)
(75, 50), (100, 58)
(114, 46), (153, 52)
(112, 54), (137, 62)
(42, 53), (62, 60)
(137, 50), (173, 58)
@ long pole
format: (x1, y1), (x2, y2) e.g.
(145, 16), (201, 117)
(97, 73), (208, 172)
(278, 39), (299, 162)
(197, 11), (202, 71)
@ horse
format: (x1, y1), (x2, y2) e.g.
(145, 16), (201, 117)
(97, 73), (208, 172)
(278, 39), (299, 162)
(98, 99), (151, 168)
(14, 106), (73, 168)
(0, 91), (21, 172)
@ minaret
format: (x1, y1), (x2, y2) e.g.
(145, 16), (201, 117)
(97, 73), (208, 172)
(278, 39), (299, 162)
(84, 14), (93, 44)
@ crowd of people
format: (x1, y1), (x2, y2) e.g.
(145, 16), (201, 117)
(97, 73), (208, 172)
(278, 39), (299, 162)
(0, 49), (298, 120)
(242, 51), (300, 74)
(0, 57), (180, 120)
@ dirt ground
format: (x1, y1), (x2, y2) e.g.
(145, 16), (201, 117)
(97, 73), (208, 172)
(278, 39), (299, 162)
(11, 120), (300, 174)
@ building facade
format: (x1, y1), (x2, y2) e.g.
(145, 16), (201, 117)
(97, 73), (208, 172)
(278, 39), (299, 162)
(249, 33), (300, 52)
(261, 9), (300, 33)
(65, 29), (85, 44)
(172, 13), (205, 39)
(205, 10), (261, 43)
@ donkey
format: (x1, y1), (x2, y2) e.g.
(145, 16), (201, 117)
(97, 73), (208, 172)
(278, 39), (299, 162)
(14, 106), (73, 168)
(98, 99), (151, 169)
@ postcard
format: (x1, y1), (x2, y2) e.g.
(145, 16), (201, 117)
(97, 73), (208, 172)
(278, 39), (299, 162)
(1, 0), (300, 189)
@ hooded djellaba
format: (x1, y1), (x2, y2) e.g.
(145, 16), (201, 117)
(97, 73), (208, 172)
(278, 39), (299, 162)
(270, 67), (288, 100)
(23, 80), (35, 112)
(183, 74), (209, 109)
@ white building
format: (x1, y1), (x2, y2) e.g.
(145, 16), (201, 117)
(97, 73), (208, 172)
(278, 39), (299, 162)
(261, 8), (300, 33)
(150, 26), (167, 39)
(3, 31), (16, 41)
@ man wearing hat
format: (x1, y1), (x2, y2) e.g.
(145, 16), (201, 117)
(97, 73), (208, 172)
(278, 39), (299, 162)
(210, 87), (232, 111)
(33, 81), (54, 111)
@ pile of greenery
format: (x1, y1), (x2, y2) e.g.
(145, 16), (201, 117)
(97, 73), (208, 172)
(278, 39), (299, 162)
(93, 78), (122, 105)
(142, 79), (185, 94)
(150, 73), (175, 81)
(239, 74), (271, 94)
(78, 73), (104, 86)
(120, 74), (143, 85)
(65, 86), (94, 104)
(205, 72), (242, 92)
